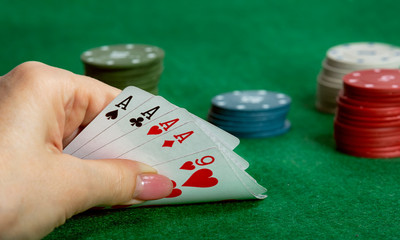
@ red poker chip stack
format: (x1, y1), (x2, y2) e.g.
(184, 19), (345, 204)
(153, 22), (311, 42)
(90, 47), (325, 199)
(334, 69), (400, 158)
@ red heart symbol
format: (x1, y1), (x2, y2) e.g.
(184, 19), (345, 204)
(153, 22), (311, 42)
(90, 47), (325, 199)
(182, 169), (218, 188)
(147, 125), (163, 135)
(166, 188), (182, 198)
(180, 161), (195, 170)
(165, 180), (182, 198)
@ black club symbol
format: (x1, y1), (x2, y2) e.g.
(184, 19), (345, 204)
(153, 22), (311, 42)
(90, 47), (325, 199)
(130, 117), (144, 127)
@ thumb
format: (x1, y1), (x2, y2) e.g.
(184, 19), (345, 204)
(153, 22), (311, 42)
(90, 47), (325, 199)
(61, 155), (173, 213)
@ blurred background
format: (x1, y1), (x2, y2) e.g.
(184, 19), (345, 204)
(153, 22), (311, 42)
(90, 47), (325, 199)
(2, 0), (400, 239)
(3, 0), (399, 111)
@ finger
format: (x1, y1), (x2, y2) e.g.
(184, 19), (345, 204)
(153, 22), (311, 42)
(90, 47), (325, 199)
(61, 73), (121, 146)
(0, 61), (121, 149)
(65, 73), (121, 131)
(59, 155), (173, 214)
(58, 67), (122, 144)
(0, 155), (173, 239)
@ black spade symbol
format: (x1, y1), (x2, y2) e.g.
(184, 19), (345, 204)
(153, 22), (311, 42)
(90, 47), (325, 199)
(105, 109), (118, 120)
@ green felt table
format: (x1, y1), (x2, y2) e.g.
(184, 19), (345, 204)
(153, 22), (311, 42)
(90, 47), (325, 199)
(2, 0), (400, 239)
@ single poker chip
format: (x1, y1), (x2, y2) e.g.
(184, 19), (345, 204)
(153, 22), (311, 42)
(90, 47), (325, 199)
(321, 60), (349, 77)
(230, 120), (291, 138)
(207, 118), (285, 132)
(326, 42), (400, 69)
(208, 113), (286, 126)
(315, 101), (336, 114)
(316, 86), (341, 99)
(316, 85), (339, 99)
(337, 143), (400, 153)
(318, 74), (343, 87)
(334, 121), (400, 135)
(212, 90), (291, 113)
(335, 115), (400, 128)
(208, 111), (287, 123)
(336, 99), (400, 117)
(88, 63), (164, 78)
(343, 91), (400, 103)
(334, 124), (400, 139)
(210, 105), (290, 118)
(321, 68), (345, 80)
(337, 94), (400, 108)
(209, 106), (289, 119)
(337, 147), (400, 159)
(337, 109), (400, 122)
(343, 69), (400, 93)
(85, 61), (164, 78)
(209, 122), (285, 133)
(335, 133), (400, 144)
(334, 134), (400, 148)
(334, 126), (400, 140)
(81, 44), (165, 69)
(343, 84), (400, 97)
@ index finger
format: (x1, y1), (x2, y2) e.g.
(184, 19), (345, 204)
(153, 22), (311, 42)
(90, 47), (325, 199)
(0, 61), (121, 150)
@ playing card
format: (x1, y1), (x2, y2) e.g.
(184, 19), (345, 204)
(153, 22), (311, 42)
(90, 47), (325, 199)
(82, 108), (248, 169)
(64, 86), (153, 154)
(82, 108), (197, 159)
(68, 91), (240, 158)
(117, 121), (232, 166)
(72, 95), (176, 158)
(136, 147), (267, 206)
(62, 85), (266, 208)
(190, 115), (240, 150)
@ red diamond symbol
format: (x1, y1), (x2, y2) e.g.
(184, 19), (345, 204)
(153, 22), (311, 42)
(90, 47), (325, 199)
(162, 140), (175, 147)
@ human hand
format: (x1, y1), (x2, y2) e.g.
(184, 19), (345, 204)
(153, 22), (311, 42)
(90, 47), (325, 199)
(0, 62), (173, 239)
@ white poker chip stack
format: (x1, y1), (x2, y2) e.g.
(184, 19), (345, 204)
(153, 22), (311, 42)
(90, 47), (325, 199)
(315, 42), (400, 114)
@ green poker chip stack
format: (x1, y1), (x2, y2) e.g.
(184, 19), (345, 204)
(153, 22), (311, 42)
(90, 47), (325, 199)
(81, 44), (165, 95)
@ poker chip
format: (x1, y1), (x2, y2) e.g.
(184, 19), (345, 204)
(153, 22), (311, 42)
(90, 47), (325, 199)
(327, 42), (400, 69)
(207, 90), (291, 138)
(334, 69), (400, 158)
(337, 99), (400, 117)
(315, 42), (400, 114)
(211, 90), (291, 112)
(336, 143), (400, 159)
(81, 44), (165, 94)
(335, 115), (400, 128)
(338, 94), (400, 108)
(208, 111), (286, 123)
(343, 69), (400, 96)
(227, 120), (291, 138)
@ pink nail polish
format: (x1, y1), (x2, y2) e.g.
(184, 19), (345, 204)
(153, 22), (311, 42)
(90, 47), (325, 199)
(134, 174), (173, 200)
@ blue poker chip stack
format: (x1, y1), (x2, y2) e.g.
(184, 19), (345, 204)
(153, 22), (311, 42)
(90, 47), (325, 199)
(207, 90), (291, 138)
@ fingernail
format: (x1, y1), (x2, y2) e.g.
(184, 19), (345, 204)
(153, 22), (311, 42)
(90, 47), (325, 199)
(133, 173), (173, 200)
(136, 162), (158, 174)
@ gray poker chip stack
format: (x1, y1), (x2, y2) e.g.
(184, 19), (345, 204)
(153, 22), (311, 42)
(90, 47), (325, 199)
(315, 42), (400, 114)
(81, 44), (165, 95)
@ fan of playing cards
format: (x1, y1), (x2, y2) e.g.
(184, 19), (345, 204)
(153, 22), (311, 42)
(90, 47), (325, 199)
(64, 87), (267, 206)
